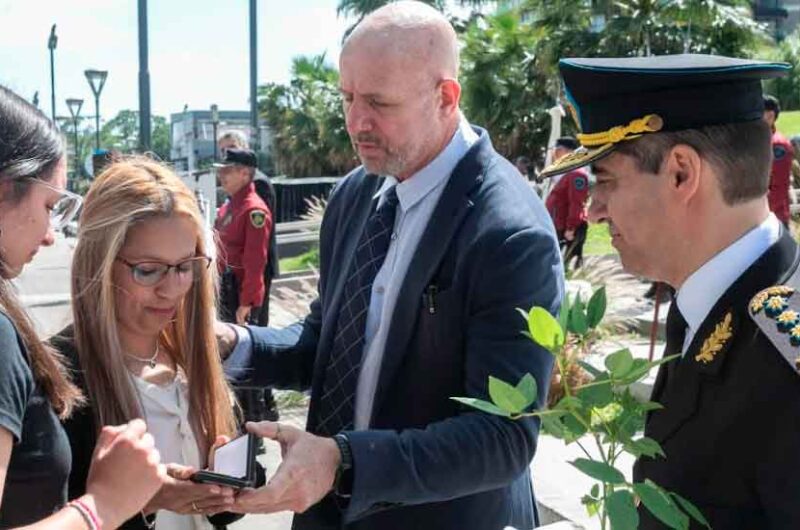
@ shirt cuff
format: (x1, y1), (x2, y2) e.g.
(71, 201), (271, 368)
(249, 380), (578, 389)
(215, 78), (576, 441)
(222, 324), (253, 381)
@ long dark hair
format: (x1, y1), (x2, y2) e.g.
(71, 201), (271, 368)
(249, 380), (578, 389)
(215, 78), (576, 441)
(0, 84), (83, 417)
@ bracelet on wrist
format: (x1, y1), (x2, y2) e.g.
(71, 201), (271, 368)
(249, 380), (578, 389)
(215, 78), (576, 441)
(68, 499), (101, 530)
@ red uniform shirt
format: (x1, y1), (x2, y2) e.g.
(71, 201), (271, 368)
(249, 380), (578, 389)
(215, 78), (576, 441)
(215, 182), (272, 307)
(545, 168), (589, 232)
(768, 131), (793, 225)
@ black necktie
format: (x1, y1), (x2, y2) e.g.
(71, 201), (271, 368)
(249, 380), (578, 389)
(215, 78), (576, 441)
(664, 302), (688, 378)
(315, 187), (399, 435)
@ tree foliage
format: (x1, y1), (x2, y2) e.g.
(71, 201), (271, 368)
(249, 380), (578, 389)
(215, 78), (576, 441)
(258, 54), (356, 177)
(258, 1), (772, 176)
(61, 110), (171, 183)
(460, 0), (767, 165)
(764, 30), (800, 111)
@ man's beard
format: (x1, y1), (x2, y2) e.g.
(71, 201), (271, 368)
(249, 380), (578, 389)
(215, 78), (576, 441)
(352, 133), (407, 176)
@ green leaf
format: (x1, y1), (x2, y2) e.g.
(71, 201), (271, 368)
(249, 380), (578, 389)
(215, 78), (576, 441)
(629, 437), (665, 459)
(605, 348), (635, 378)
(670, 492), (711, 528)
(578, 375), (614, 407)
(527, 306), (565, 353)
(581, 495), (601, 517)
(640, 400), (664, 412)
(558, 295), (571, 334)
(606, 490), (639, 530)
(570, 458), (626, 484)
(591, 403), (624, 427)
(587, 286), (607, 329)
(554, 395), (583, 411)
(488, 376), (529, 414)
(563, 414), (588, 441)
(590, 484), (600, 498)
(633, 481), (689, 530)
(515, 373), (538, 407)
(540, 414), (566, 438)
(569, 295), (589, 335)
(577, 360), (603, 378)
(450, 397), (511, 417)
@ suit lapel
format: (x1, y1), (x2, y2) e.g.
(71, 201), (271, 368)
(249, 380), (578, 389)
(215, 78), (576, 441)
(647, 229), (799, 444)
(369, 132), (493, 423)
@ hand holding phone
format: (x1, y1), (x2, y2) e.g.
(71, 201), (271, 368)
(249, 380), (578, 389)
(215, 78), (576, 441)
(192, 433), (258, 489)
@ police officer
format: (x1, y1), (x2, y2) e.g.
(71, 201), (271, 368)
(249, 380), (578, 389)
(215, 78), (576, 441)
(218, 131), (280, 326)
(214, 148), (279, 428)
(764, 95), (794, 228)
(542, 54), (800, 528)
(545, 136), (589, 269)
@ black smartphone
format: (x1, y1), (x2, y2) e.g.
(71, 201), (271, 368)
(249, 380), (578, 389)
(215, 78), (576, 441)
(192, 432), (258, 489)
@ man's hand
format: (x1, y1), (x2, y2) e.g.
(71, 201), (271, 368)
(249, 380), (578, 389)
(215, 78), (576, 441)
(215, 320), (238, 360)
(236, 305), (252, 325)
(564, 229), (575, 242)
(231, 422), (341, 514)
(145, 464), (235, 516)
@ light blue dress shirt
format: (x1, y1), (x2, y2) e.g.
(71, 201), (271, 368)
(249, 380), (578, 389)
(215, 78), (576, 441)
(353, 119), (478, 428)
(225, 118), (479, 429)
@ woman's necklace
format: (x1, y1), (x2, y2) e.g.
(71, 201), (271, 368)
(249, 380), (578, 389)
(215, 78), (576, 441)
(124, 342), (159, 369)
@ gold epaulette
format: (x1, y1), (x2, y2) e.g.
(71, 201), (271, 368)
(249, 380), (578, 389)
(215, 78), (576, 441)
(749, 285), (800, 373)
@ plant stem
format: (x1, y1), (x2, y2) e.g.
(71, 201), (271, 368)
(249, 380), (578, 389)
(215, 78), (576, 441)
(575, 440), (593, 460)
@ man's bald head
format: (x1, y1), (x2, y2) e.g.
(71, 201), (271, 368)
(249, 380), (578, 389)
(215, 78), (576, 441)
(342, 1), (459, 80)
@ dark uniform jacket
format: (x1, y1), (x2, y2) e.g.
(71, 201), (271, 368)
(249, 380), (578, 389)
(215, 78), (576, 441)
(216, 182), (272, 308)
(51, 326), (244, 529)
(227, 127), (564, 530)
(634, 230), (800, 529)
(254, 174), (280, 280)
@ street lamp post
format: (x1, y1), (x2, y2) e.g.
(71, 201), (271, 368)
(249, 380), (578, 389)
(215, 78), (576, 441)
(66, 98), (83, 186)
(210, 104), (219, 161)
(138, 0), (152, 152)
(249, 0), (259, 152)
(84, 69), (108, 152)
(47, 24), (57, 123)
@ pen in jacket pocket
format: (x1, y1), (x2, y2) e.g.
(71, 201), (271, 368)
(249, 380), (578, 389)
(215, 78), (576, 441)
(425, 285), (438, 315)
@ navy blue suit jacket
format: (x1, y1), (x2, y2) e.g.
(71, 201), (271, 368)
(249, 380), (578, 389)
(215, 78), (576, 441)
(233, 128), (564, 530)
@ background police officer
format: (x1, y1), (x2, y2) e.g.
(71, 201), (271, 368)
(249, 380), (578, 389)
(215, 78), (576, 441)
(764, 95), (794, 228)
(545, 136), (590, 269)
(214, 148), (279, 429)
(217, 130), (280, 326)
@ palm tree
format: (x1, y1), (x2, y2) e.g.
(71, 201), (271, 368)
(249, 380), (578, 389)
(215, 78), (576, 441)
(258, 55), (356, 177)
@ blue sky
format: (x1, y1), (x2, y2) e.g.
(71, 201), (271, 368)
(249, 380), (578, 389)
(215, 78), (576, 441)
(0, 0), (354, 121)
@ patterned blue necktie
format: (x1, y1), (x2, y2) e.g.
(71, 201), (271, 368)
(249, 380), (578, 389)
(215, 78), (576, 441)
(316, 186), (399, 435)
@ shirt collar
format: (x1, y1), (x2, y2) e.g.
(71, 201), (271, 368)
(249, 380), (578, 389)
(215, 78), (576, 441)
(230, 181), (255, 205)
(374, 117), (478, 210)
(677, 213), (782, 333)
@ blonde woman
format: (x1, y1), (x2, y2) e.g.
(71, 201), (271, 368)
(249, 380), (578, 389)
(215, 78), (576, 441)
(0, 84), (164, 529)
(52, 158), (243, 530)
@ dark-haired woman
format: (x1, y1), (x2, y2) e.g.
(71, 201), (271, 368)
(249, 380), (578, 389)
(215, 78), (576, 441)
(0, 84), (165, 529)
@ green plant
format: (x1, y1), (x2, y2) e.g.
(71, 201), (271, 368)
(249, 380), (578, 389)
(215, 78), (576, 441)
(453, 287), (709, 529)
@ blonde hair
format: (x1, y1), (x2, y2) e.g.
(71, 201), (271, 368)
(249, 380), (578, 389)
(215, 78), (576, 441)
(71, 156), (236, 454)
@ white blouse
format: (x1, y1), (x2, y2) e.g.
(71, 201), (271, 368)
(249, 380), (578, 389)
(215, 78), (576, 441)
(132, 372), (212, 530)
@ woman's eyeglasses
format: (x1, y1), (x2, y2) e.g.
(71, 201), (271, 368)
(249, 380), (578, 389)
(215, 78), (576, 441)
(116, 256), (212, 287)
(27, 178), (83, 230)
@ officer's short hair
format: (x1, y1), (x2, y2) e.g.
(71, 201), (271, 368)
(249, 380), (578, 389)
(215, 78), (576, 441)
(764, 95), (781, 119)
(615, 119), (772, 206)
